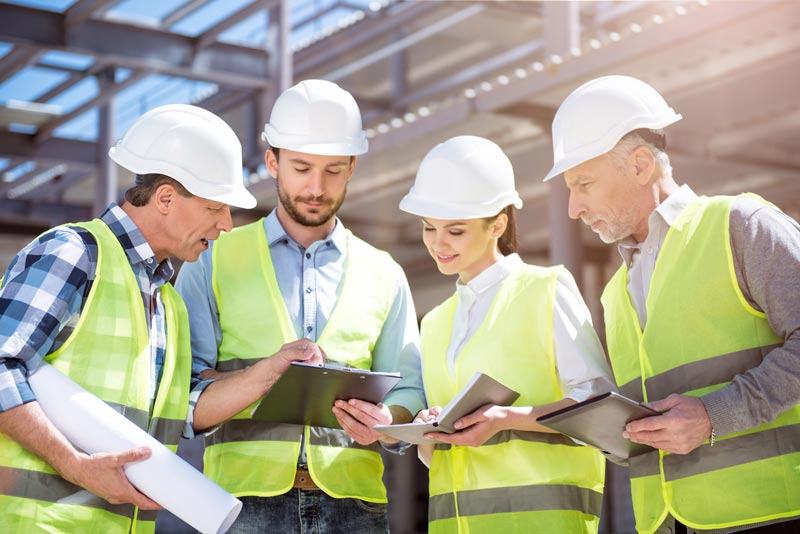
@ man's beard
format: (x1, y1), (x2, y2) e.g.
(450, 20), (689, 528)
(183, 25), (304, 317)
(276, 180), (346, 227)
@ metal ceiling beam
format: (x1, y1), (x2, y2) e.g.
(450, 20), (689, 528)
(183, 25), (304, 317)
(293, 0), (438, 74)
(35, 70), (150, 143)
(197, 0), (276, 49)
(392, 38), (545, 110)
(0, 3), (270, 89)
(65, 0), (122, 29)
(0, 44), (39, 85)
(0, 131), (97, 169)
(324, 3), (484, 82)
(472, 1), (776, 114)
(0, 199), (92, 226)
(292, 0), (372, 32)
(21, 170), (90, 201)
(33, 72), (85, 104)
(161, 0), (215, 28)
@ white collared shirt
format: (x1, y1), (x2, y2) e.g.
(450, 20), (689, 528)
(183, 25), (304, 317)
(618, 184), (698, 327)
(446, 254), (615, 401)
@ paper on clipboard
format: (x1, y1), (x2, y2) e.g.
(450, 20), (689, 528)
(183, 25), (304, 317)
(536, 391), (660, 459)
(374, 372), (519, 445)
(250, 361), (402, 429)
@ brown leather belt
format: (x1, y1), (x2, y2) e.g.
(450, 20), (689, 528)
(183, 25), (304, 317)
(293, 467), (320, 491)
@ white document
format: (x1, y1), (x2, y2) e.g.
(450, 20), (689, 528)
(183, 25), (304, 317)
(374, 372), (519, 444)
(29, 363), (241, 534)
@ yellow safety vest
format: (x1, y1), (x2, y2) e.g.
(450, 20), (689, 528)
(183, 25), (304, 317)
(601, 194), (800, 533)
(206, 219), (398, 501)
(422, 263), (605, 534)
(0, 218), (191, 534)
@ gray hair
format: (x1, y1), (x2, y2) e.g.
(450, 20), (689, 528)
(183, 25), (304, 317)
(607, 130), (673, 181)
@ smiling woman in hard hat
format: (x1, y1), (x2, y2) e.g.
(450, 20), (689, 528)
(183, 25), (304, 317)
(0, 104), (256, 533)
(545, 75), (800, 534)
(399, 135), (615, 533)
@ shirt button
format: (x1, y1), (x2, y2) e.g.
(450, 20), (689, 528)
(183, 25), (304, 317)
(306, 326), (313, 333)
(146, 258), (154, 264)
(326, 241), (332, 246)
(306, 287), (312, 294)
(305, 252), (311, 259)
(646, 247), (654, 254)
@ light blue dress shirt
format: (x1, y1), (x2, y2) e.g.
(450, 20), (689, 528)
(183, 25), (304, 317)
(176, 209), (426, 430)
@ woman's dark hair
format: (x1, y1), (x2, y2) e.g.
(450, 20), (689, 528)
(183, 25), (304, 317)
(124, 174), (192, 207)
(484, 205), (517, 256)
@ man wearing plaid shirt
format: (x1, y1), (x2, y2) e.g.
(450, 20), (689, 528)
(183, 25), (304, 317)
(0, 104), (257, 533)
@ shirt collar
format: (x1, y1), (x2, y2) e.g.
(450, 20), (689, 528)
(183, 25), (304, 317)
(264, 208), (346, 253)
(100, 203), (174, 280)
(456, 253), (523, 295)
(616, 184), (698, 265)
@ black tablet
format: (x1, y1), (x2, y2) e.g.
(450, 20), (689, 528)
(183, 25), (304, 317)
(250, 362), (401, 429)
(536, 392), (660, 459)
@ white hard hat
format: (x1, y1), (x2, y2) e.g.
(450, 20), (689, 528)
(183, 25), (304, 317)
(109, 104), (257, 209)
(263, 79), (368, 156)
(543, 75), (682, 181)
(400, 135), (522, 220)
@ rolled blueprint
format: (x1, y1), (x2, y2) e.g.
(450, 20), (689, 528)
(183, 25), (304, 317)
(29, 362), (241, 534)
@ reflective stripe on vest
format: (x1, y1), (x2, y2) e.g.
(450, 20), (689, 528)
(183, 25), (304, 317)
(0, 219), (191, 533)
(601, 195), (800, 533)
(422, 264), (605, 533)
(208, 219), (396, 500)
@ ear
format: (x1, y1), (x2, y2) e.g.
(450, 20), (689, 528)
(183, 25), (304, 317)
(266, 150), (279, 179)
(631, 146), (656, 186)
(491, 212), (508, 239)
(153, 184), (176, 215)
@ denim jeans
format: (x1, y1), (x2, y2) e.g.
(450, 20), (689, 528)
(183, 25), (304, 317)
(227, 489), (389, 534)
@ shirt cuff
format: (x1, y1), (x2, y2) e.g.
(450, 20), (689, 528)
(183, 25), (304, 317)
(382, 389), (426, 419)
(380, 440), (412, 455)
(0, 365), (36, 413)
(700, 387), (738, 438)
(183, 378), (216, 439)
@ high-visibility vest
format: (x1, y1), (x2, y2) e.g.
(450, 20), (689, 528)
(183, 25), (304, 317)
(205, 219), (398, 501)
(601, 194), (800, 533)
(0, 218), (191, 534)
(422, 264), (606, 533)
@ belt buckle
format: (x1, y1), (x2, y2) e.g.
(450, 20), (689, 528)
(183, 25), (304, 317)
(294, 466), (319, 491)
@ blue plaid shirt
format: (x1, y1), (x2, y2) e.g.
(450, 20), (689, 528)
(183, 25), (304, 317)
(0, 204), (173, 413)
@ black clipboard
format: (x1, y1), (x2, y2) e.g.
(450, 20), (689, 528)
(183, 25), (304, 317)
(250, 362), (402, 429)
(536, 392), (660, 459)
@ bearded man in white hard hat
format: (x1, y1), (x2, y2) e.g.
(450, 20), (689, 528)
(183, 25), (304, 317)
(0, 104), (257, 532)
(179, 79), (425, 533)
(545, 75), (800, 534)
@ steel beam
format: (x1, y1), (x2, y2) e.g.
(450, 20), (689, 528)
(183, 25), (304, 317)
(161, 0), (215, 28)
(324, 3), (484, 82)
(35, 70), (149, 143)
(0, 3), (270, 89)
(65, 0), (122, 29)
(0, 131), (97, 168)
(196, 0), (277, 49)
(293, 0), (438, 74)
(0, 44), (39, 85)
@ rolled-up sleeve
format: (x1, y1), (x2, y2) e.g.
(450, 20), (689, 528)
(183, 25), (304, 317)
(0, 229), (90, 412)
(175, 247), (223, 436)
(372, 263), (426, 417)
(552, 269), (616, 402)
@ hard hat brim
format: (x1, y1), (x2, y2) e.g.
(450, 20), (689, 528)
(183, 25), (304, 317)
(399, 192), (523, 220)
(543, 112), (682, 181)
(109, 146), (257, 209)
